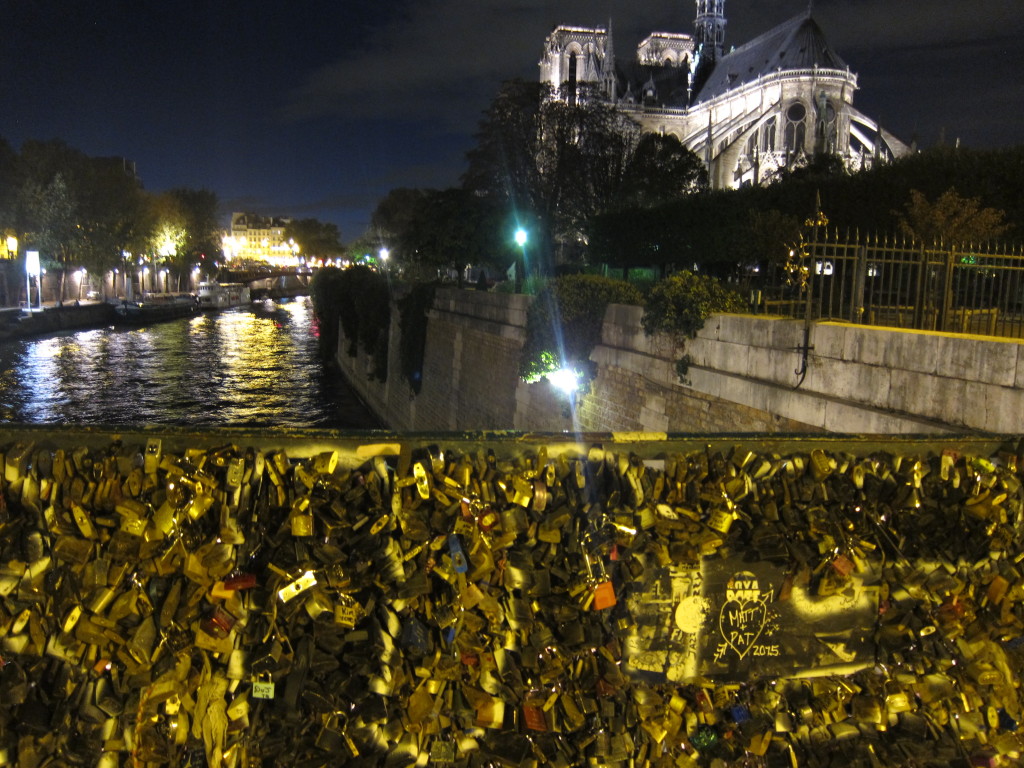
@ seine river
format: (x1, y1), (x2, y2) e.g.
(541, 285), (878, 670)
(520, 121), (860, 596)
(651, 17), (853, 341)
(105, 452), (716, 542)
(0, 299), (382, 430)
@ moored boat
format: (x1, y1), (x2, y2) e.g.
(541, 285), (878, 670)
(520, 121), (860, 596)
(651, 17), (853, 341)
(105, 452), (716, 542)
(112, 293), (199, 325)
(197, 282), (251, 310)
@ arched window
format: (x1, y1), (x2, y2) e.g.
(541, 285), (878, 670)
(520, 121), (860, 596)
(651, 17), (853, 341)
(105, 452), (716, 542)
(762, 118), (776, 152)
(784, 102), (807, 152)
(567, 51), (578, 105)
(816, 98), (838, 152)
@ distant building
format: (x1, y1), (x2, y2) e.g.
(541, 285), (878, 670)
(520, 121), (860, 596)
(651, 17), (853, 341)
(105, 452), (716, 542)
(224, 212), (298, 265)
(539, 1), (910, 189)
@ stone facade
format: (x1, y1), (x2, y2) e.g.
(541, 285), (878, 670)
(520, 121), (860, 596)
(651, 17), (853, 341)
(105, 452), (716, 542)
(539, 1), (910, 190)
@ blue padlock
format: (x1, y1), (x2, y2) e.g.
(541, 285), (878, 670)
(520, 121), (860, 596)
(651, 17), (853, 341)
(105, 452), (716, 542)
(448, 534), (469, 573)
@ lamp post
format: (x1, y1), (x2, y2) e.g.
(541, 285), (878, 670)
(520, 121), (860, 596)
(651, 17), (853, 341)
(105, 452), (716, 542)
(514, 228), (528, 293)
(25, 250), (40, 313)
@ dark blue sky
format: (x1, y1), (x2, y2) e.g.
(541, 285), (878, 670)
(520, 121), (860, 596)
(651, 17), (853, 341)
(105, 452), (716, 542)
(1, 0), (1020, 242)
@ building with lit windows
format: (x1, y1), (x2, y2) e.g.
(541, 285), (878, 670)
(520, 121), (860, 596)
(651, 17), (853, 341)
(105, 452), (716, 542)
(223, 212), (299, 266)
(539, 1), (910, 189)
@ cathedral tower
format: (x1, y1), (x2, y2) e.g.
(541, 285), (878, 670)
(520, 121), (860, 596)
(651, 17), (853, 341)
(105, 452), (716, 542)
(694, 0), (726, 63)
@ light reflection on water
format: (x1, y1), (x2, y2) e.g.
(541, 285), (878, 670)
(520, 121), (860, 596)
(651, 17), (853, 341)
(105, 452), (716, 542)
(0, 299), (381, 429)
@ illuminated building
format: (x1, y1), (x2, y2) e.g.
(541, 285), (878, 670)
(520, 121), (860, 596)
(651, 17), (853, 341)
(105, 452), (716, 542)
(224, 212), (300, 266)
(539, 1), (911, 189)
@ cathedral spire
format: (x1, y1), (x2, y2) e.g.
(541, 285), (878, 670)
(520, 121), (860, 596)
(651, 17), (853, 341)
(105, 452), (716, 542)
(603, 18), (617, 100)
(694, 0), (726, 63)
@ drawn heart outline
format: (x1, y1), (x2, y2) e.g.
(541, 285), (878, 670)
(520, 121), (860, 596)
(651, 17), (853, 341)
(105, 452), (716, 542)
(718, 597), (767, 659)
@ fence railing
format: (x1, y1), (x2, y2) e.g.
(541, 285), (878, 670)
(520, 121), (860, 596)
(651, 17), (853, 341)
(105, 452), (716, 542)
(752, 231), (1024, 339)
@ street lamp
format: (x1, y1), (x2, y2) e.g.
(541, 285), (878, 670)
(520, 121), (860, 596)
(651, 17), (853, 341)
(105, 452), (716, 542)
(514, 228), (528, 292)
(25, 250), (40, 312)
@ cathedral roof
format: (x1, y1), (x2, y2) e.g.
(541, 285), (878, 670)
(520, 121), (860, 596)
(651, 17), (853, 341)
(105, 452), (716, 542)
(613, 59), (691, 107)
(694, 13), (849, 103)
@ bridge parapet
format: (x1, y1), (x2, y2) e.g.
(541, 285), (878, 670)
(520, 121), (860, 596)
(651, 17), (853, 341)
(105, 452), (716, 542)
(600, 306), (1024, 433)
(0, 426), (1021, 766)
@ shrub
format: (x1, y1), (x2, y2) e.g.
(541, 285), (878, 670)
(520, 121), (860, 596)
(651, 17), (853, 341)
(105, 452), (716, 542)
(641, 270), (746, 381)
(309, 267), (347, 359)
(520, 274), (642, 381)
(642, 270), (746, 338)
(397, 281), (437, 394)
(311, 265), (390, 380)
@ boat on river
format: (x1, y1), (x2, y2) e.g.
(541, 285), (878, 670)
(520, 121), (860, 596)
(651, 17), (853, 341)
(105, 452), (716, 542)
(197, 281), (251, 311)
(112, 293), (199, 325)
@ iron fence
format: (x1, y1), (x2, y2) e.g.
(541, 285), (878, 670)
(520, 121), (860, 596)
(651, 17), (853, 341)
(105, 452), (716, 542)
(752, 231), (1024, 339)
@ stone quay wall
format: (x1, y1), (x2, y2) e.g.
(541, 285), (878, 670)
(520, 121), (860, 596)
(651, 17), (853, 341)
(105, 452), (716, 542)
(335, 288), (1022, 434)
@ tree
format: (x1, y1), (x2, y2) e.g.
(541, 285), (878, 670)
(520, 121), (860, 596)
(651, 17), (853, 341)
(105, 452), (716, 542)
(619, 132), (708, 208)
(535, 95), (641, 264)
(897, 187), (1008, 246)
(21, 173), (79, 301)
(16, 140), (89, 300)
(76, 157), (152, 295)
(284, 218), (343, 259)
(462, 80), (546, 215)
(0, 138), (17, 232)
(464, 80), (651, 269)
(369, 187), (509, 281)
(463, 81), (711, 272)
(369, 187), (430, 263)
(157, 188), (220, 287)
(740, 208), (803, 269)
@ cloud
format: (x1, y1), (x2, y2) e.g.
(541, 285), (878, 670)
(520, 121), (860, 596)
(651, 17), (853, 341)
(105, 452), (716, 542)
(814, 0), (1024, 51)
(285, 0), (1022, 130)
(283, 0), (691, 129)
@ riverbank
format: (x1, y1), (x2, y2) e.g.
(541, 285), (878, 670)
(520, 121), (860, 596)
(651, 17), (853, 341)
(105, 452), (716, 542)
(0, 301), (116, 341)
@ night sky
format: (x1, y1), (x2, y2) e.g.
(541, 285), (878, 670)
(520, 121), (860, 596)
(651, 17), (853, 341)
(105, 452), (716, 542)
(1, 0), (1021, 241)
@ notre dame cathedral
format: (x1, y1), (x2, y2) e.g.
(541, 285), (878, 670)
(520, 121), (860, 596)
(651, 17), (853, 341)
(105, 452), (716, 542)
(539, 1), (911, 189)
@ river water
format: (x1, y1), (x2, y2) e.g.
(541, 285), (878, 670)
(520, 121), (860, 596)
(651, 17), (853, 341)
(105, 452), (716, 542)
(0, 298), (382, 430)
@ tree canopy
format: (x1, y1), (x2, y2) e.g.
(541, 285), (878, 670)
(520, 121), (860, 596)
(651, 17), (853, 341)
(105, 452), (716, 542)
(0, 136), (224, 299)
(589, 146), (1024, 273)
(460, 80), (709, 271)
(897, 187), (1008, 245)
(284, 218), (344, 258)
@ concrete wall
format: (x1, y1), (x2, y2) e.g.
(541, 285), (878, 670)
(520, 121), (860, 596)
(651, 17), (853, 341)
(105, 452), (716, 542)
(336, 289), (1020, 434)
(678, 311), (1024, 433)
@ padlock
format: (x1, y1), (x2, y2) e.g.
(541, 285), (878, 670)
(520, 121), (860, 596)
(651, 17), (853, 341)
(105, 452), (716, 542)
(252, 673), (276, 700)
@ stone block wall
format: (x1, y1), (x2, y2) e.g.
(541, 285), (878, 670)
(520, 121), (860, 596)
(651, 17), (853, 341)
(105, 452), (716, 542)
(335, 289), (1016, 434)
(415, 290), (528, 431)
(582, 307), (819, 433)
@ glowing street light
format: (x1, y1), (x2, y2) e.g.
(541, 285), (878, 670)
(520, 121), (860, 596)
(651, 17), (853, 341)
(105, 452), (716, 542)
(25, 250), (40, 312)
(548, 367), (582, 395)
(513, 228), (528, 292)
